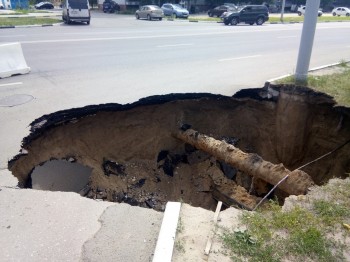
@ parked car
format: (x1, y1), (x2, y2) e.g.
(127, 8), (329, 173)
(297, 6), (323, 17)
(222, 5), (269, 26)
(62, 0), (90, 25)
(135, 5), (163, 20)
(332, 7), (350, 16)
(224, 3), (237, 9)
(35, 2), (54, 9)
(0, 2), (4, 9)
(102, 0), (120, 13)
(268, 4), (280, 13)
(208, 5), (236, 17)
(161, 3), (189, 18)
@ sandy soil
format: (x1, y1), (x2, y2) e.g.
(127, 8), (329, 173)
(172, 203), (242, 262)
(173, 178), (350, 262)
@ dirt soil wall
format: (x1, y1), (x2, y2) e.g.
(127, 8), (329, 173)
(8, 85), (350, 211)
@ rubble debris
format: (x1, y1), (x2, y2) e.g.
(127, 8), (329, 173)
(212, 188), (255, 210)
(133, 178), (146, 188)
(103, 160), (126, 177)
(79, 184), (91, 196)
(157, 151), (187, 177)
(219, 161), (237, 180)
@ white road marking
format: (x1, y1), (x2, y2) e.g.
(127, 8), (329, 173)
(13, 24), (350, 45)
(277, 36), (297, 38)
(0, 35), (26, 38)
(0, 82), (23, 87)
(15, 28), (311, 44)
(157, 43), (193, 48)
(219, 55), (262, 62)
(62, 30), (157, 35)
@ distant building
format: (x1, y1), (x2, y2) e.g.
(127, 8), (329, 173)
(1, 0), (12, 9)
(1, 0), (29, 9)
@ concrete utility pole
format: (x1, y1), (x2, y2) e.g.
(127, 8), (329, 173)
(280, 0), (286, 23)
(295, 0), (321, 83)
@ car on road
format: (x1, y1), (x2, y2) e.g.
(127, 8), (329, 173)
(161, 3), (189, 18)
(62, 0), (91, 25)
(222, 5), (269, 26)
(102, 0), (120, 13)
(34, 2), (54, 9)
(135, 5), (164, 20)
(332, 7), (350, 16)
(297, 6), (323, 17)
(207, 5), (236, 17)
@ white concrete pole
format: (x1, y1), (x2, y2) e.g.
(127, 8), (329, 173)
(280, 0), (286, 23)
(295, 0), (321, 83)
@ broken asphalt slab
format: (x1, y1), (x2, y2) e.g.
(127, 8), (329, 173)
(81, 204), (163, 262)
(0, 186), (113, 261)
(0, 185), (164, 261)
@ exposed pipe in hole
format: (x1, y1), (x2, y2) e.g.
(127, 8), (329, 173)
(173, 126), (315, 195)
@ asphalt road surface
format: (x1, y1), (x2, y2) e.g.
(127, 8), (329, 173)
(0, 11), (350, 168)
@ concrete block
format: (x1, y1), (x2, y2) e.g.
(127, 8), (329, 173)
(0, 42), (30, 78)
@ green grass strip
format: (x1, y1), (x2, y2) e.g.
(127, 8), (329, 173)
(0, 17), (61, 26)
(270, 15), (350, 23)
(188, 16), (350, 23)
(276, 66), (350, 107)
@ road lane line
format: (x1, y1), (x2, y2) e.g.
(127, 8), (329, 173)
(0, 35), (26, 38)
(0, 82), (23, 87)
(15, 28), (316, 44)
(219, 55), (262, 62)
(62, 31), (157, 35)
(277, 36), (297, 38)
(157, 43), (194, 48)
(15, 25), (350, 45)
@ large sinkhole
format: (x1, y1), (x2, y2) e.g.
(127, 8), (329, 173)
(8, 84), (350, 211)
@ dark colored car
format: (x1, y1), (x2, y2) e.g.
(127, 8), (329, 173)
(208, 5), (236, 17)
(34, 1), (54, 9)
(103, 0), (120, 13)
(222, 5), (269, 26)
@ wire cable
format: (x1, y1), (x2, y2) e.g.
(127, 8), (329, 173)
(252, 138), (350, 211)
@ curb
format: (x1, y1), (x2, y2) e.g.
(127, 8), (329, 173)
(152, 202), (181, 262)
(266, 60), (350, 84)
(165, 18), (350, 24)
(0, 22), (62, 29)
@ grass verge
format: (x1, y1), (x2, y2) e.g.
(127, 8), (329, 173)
(187, 16), (350, 23)
(221, 178), (350, 262)
(275, 62), (350, 107)
(270, 15), (350, 23)
(0, 17), (61, 26)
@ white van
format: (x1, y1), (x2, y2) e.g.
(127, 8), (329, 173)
(62, 0), (91, 25)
